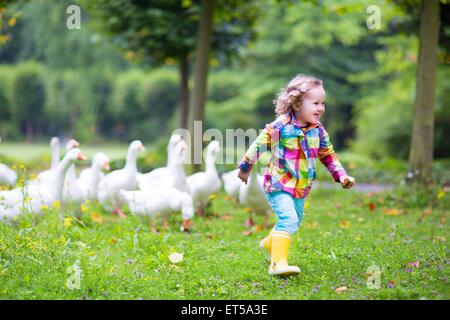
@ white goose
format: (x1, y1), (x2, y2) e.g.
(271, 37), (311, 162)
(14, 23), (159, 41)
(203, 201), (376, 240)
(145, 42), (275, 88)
(31, 138), (79, 185)
(137, 134), (184, 185)
(0, 163), (17, 187)
(120, 188), (194, 231)
(0, 148), (87, 222)
(186, 140), (222, 216)
(63, 141), (86, 204)
(239, 166), (271, 227)
(98, 140), (145, 218)
(0, 136), (18, 187)
(77, 153), (110, 201)
(138, 138), (189, 193)
(221, 169), (241, 202)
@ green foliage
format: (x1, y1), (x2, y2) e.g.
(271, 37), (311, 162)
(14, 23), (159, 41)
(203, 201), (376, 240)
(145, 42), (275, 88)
(0, 65), (14, 137)
(12, 61), (46, 139)
(140, 69), (179, 137)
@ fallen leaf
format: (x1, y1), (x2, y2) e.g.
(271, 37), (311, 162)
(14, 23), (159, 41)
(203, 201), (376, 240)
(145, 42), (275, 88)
(335, 286), (347, 293)
(220, 214), (233, 221)
(208, 193), (218, 200)
(422, 207), (432, 217)
(242, 230), (252, 236)
(168, 252), (183, 264)
(90, 212), (103, 224)
(253, 224), (264, 232)
(383, 208), (402, 216)
(339, 220), (351, 228)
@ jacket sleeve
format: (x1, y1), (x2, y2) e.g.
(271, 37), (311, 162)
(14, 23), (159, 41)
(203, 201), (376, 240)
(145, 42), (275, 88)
(238, 116), (284, 172)
(318, 126), (347, 182)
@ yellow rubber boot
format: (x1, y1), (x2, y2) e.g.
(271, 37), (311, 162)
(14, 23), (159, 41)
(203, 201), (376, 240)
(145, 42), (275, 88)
(269, 231), (300, 276)
(259, 229), (274, 261)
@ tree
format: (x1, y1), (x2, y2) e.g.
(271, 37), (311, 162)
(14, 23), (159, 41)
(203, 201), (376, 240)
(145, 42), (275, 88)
(407, 0), (441, 186)
(12, 62), (46, 142)
(83, 0), (259, 130)
(189, 0), (216, 170)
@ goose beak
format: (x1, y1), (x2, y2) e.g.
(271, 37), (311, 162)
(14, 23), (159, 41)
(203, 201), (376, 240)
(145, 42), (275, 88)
(77, 152), (87, 161)
(139, 144), (146, 152)
(103, 162), (110, 171)
(73, 140), (80, 148)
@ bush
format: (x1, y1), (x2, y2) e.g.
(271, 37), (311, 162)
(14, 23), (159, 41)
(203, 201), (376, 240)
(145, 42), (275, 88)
(140, 68), (179, 140)
(0, 65), (15, 138)
(12, 61), (47, 141)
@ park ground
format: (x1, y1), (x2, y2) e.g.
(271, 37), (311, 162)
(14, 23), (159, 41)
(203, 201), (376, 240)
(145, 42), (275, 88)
(0, 143), (449, 299)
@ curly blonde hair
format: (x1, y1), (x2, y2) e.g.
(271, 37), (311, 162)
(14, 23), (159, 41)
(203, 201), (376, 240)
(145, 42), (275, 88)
(274, 74), (324, 117)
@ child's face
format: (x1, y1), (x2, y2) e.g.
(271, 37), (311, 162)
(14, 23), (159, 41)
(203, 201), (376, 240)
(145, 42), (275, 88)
(293, 85), (326, 125)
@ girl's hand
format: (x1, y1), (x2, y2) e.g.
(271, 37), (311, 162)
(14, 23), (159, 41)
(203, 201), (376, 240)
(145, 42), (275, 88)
(237, 169), (250, 185)
(339, 175), (355, 189)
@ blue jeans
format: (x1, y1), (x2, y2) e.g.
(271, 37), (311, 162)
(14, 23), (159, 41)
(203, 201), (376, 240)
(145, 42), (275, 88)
(264, 191), (305, 235)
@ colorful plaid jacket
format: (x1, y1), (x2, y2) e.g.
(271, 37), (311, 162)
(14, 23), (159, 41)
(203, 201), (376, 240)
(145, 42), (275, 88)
(238, 112), (347, 198)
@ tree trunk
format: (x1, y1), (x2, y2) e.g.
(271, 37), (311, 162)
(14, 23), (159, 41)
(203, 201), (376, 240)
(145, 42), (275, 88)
(179, 52), (189, 130)
(26, 121), (33, 144)
(189, 0), (216, 172)
(407, 0), (440, 186)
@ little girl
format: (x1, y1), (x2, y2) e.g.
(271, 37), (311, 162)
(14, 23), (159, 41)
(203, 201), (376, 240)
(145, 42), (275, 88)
(237, 74), (355, 276)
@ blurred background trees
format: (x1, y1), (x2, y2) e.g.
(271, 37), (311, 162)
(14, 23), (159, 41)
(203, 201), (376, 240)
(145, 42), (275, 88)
(0, 0), (448, 163)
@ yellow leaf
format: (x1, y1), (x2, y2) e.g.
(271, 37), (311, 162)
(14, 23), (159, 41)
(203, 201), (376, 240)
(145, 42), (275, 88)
(437, 190), (445, 199)
(339, 220), (351, 228)
(383, 208), (401, 216)
(8, 17), (16, 27)
(208, 193), (217, 200)
(90, 212), (103, 224)
(335, 286), (348, 293)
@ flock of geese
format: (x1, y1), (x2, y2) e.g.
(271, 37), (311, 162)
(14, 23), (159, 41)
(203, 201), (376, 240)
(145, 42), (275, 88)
(0, 134), (271, 231)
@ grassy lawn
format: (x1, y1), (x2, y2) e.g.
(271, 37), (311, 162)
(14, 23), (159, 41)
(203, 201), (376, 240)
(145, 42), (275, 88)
(0, 185), (448, 300)
(0, 142), (132, 162)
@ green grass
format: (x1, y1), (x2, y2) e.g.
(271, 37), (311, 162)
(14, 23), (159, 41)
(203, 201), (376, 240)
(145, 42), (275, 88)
(0, 186), (448, 300)
(0, 142), (132, 162)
